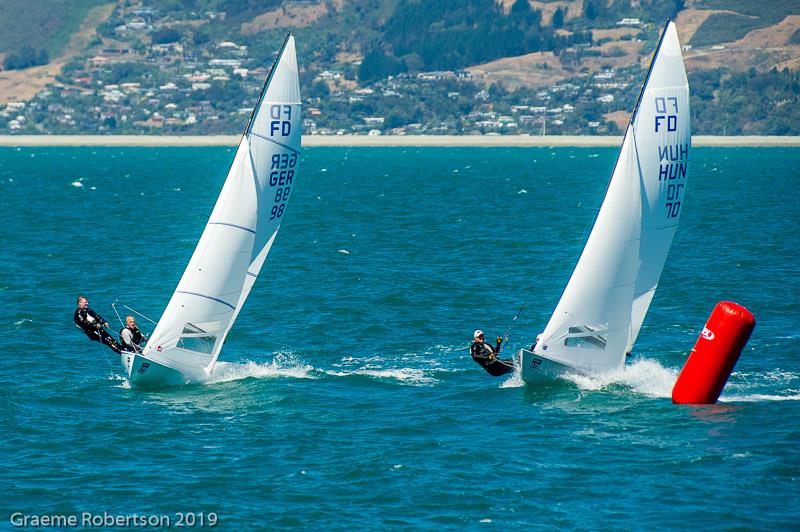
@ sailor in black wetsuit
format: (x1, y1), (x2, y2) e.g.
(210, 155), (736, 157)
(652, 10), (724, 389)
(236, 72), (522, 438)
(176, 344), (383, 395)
(470, 329), (514, 376)
(119, 315), (145, 353)
(74, 295), (122, 354)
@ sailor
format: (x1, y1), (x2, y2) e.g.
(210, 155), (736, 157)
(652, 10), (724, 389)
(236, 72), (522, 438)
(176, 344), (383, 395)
(119, 315), (145, 353)
(470, 330), (502, 362)
(73, 295), (122, 354)
(470, 329), (514, 376)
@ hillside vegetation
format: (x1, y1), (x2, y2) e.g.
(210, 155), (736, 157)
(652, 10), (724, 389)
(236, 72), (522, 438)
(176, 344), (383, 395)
(0, 0), (798, 135)
(0, 0), (112, 57)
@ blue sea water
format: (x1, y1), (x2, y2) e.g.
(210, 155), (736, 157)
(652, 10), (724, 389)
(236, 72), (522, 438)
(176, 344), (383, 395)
(1, 146), (798, 529)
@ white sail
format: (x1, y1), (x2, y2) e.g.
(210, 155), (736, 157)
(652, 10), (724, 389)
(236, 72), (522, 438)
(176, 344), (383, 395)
(627, 21), (690, 352)
(532, 127), (642, 373)
(525, 21), (689, 377)
(135, 34), (301, 382)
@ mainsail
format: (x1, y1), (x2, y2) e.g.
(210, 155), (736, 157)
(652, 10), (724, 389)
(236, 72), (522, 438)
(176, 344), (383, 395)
(137, 34), (301, 381)
(529, 21), (689, 375)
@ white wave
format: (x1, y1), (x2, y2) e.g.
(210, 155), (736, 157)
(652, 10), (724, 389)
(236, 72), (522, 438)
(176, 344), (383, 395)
(326, 367), (436, 385)
(564, 358), (679, 398)
(722, 393), (800, 402)
(208, 354), (316, 384)
(328, 352), (446, 385)
(71, 181), (84, 188)
(500, 366), (525, 388)
(14, 318), (32, 326)
(338, 249), (350, 254)
(109, 373), (131, 389)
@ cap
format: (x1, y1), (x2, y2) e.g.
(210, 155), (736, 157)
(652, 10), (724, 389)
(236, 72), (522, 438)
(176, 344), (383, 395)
(474, 329), (484, 339)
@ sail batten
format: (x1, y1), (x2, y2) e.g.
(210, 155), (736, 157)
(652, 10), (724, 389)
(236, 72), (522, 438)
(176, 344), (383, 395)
(135, 35), (301, 382)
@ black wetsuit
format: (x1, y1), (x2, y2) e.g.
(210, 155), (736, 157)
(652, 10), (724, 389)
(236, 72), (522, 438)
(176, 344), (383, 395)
(119, 325), (145, 352)
(74, 307), (122, 354)
(470, 340), (514, 376)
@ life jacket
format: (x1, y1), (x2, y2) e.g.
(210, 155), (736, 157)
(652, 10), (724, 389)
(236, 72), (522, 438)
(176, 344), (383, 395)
(75, 308), (101, 337)
(119, 325), (143, 348)
(470, 341), (494, 360)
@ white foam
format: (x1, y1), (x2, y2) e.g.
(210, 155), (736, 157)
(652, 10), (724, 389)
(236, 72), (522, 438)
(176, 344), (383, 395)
(325, 366), (436, 386)
(328, 353), (444, 385)
(71, 181), (84, 188)
(500, 366), (525, 388)
(208, 354), (316, 384)
(564, 358), (679, 398)
(723, 393), (800, 402)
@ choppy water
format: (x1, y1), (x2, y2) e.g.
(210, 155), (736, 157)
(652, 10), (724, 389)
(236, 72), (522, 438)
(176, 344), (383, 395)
(1, 146), (798, 529)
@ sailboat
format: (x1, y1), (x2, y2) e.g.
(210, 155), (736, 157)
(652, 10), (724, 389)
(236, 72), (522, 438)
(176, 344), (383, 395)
(518, 20), (690, 383)
(121, 34), (301, 388)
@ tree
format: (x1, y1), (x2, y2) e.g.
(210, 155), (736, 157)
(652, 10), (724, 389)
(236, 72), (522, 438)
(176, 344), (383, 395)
(552, 7), (564, 28)
(358, 48), (407, 83)
(193, 31), (210, 45)
(151, 28), (181, 45)
(3, 46), (48, 70)
(511, 0), (531, 14)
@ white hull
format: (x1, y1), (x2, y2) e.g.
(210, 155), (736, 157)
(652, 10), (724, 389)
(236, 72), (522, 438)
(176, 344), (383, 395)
(518, 349), (583, 383)
(120, 351), (207, 388)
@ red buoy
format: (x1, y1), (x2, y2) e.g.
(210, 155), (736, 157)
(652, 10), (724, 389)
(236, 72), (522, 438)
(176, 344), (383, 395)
(672, 301), (755, 404)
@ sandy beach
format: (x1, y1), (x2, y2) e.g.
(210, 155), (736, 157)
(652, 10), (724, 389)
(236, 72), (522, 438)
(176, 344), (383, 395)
(1, 134), (799, 147)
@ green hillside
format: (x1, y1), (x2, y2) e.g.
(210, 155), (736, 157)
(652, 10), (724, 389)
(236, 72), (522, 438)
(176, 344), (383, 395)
(1, 0), (798, 135)
(0, 0), (111, 58)
(690, 0), (800, 46)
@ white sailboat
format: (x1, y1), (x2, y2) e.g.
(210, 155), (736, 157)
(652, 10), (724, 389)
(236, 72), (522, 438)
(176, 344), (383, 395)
(519, 21), (690, 383)
(121, 34), (301, 387)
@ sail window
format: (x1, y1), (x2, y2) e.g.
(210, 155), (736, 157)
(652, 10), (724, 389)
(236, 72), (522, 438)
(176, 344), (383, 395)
(564, 325), (608, 350)
(177, 321), (220, 354)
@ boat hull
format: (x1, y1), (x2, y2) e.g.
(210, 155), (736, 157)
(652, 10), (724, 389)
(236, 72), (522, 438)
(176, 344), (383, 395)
(120, 351), (205, 388)
(518, 349), (581, 383)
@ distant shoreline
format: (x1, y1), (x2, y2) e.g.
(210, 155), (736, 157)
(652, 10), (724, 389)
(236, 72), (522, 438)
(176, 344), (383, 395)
(1, 135), (799, 147)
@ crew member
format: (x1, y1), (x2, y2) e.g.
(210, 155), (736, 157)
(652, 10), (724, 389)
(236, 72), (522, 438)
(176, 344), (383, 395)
(470, 329), (502, 362)
(119, 315), (145, 352)
(73, 295), (122, 354)
(470, 329), (514, 376)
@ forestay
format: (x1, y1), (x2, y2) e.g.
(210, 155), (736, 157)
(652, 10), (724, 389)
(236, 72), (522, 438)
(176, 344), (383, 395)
(531, 21), (689, 374)
(140, 34), (301, 380)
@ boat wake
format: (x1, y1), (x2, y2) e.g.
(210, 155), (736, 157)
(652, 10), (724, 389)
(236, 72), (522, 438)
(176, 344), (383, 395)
(563, 359), (679, 398)
(204, 350), (453, 387)
(209, 353), (317, 384)
(718, 369), (800, 402)
(560, 361), (800, 402)
(325, 353), (448, 386)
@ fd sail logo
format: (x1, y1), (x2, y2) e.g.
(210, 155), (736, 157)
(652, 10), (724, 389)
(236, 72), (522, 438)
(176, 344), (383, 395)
(701, 327), (715, 341)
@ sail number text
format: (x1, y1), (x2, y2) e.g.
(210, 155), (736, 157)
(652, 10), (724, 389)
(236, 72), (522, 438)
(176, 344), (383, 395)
(270, 104), (292, 136)
(654, 96), (679, 132)
(658, 142), (689, 219)
(270, 152), (297, 220)
(653, 95), (688, 219)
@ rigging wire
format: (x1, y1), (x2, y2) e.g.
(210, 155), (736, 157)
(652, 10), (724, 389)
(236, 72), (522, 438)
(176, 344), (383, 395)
(113, 302), (157, 325)
(505, 153), (607, 345)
